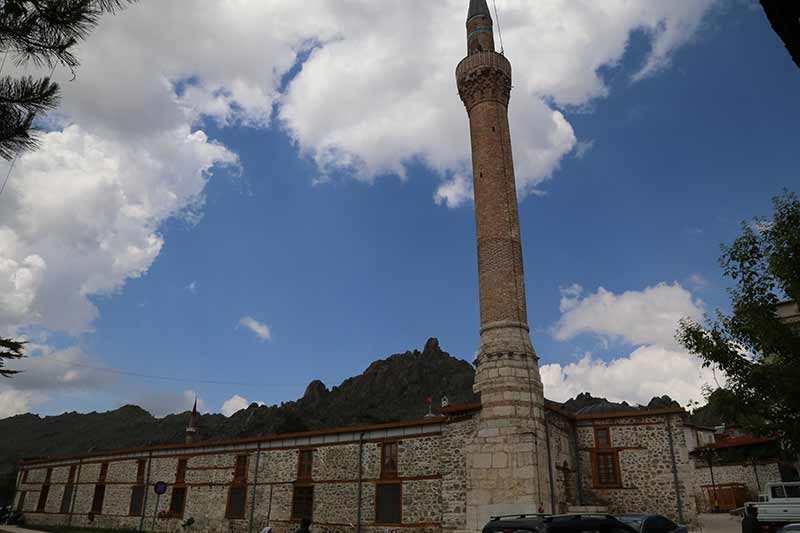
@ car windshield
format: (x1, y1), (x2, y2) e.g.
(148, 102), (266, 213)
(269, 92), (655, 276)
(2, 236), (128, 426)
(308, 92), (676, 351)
(617, 518), (643, 529)
(548, 526), (632, 533)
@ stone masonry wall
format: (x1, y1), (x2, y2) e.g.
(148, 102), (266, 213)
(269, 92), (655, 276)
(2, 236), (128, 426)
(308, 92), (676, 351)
(576, 413), (697, 524)
(15, 419), (470, 533)
(692, 461), (782, 512)
(545, 410), (578, 514)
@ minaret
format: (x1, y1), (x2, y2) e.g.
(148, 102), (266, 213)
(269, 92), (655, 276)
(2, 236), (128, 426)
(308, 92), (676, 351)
(456, 0), (551, 525)
(185, 397), (200, 445)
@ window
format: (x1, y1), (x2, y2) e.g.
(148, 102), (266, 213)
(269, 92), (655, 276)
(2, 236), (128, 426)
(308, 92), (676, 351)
(36, 468), (52, 511)
(61, 466), (77, 514)
(595, 427), (611, 448)
(176, 458), (188, 484)
(381, 442), (398, 478)
(233, 455), (248, 484)
(129, 486), (145, 516)
(772, 485), (787, 499)
(169, 486), (186, 516)
(36, 484), (49, 512)
(226, 486), (247, 519)
(642, 516), (678, 532)
(98, 462), (109, 482)
(226, 455), (248, 520)
(375, 483), (402, 524)
(17, 491), (26, 512)
(786, 485), (800, 499)
(596, 452), (619, 487)
(91, 484), (106, 514)
(291, 486), (314, 520)
(22, 469), (29, 482)
(137, 459), (146, 483)
(130, 459), (147, 516)
(298, 450), (313, 480)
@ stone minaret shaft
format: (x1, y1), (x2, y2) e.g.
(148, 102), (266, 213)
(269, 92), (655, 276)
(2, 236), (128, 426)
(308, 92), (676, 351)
(457, 0), (550, 524)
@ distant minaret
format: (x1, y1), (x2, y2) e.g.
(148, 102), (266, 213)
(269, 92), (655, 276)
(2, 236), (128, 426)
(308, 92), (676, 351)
(456, 0), (551, 524)
(185, 397), (200, 444)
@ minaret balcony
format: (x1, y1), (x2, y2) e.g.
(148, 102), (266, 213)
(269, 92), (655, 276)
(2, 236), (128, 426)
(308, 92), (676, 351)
(456, 51), (511, 82)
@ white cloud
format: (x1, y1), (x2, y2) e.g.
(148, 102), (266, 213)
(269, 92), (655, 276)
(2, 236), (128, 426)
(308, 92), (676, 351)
(0, 126), (236, 334)
(434, 174), (473, 208)
(238, 316), (272, 341)
(546, 282), (716, 406)
(0, 345), (118, 419)
(186, 281), (198, 294)
(541, 345), (718, 406)
(688, 273), (711, 291)
(554, 282), (704, 348)
(574, 139), (595, 159)
(0, 389), (43, 419)
(221, 394), (265, 417)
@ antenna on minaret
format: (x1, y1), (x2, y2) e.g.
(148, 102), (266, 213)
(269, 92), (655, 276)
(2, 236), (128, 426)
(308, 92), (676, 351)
(492, 0), (505, 55)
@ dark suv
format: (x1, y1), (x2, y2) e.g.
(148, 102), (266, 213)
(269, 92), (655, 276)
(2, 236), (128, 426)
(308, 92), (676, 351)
(482, 513), (638, 533)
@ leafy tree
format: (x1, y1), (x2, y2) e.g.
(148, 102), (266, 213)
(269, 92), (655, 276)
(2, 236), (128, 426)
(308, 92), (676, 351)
(0, 336), (25, 377)
(678, 190), (800, 450)
(0, 0), (135, 160)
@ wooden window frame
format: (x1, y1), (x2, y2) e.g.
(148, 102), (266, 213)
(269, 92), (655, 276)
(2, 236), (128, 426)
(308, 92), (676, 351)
(225, 485), (248, 520)
(225, 454), (249, 520)
(381, 441), (399, 479)
(136, 459), (146, 484)
(375, 481), (403, 525)
(91, 483), (106, 514)
(176, 458), (188, 484)
(60, 465), (77, 514)
(168, 486), (187, 517)
(291, 485), (314, 521)
(592, 450), (622, 488)
(297, 449), (314, 481)
(22, 469), (29, 482)
(594, 427), (611, 448)
(98, 462), (109, 483)
(129, 485), (146, 517)
(36, 484), (50, 512)
(17, 491), (26, 512)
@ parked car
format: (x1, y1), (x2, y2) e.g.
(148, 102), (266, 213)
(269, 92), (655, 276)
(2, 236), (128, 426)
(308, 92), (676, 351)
(777, 525), (800, 532)
(482, 513), (637, 532)
(616, 514), (687, 533)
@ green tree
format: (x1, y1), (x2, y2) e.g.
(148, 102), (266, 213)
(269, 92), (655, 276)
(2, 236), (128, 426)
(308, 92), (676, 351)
(0, 0), (135, 160)
(0, 336), (25, 377)
(678, 190), (800, 450)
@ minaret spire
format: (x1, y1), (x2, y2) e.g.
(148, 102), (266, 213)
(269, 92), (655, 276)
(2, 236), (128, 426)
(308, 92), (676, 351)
(185, 396), (200, 444)
(466, 0), (495, 55)
(456, 0), (551, 525)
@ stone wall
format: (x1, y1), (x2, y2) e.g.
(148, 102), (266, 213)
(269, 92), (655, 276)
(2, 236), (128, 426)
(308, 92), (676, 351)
(692, 461), (782, 512)
(544, 409), (578, 514)
(15, 418), (459, 533)
(575, 412), (697, 524)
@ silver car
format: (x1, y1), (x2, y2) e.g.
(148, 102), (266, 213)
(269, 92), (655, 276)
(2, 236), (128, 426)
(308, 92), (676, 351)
(616, 514), (688, 533)
(778, 524), (800, 532)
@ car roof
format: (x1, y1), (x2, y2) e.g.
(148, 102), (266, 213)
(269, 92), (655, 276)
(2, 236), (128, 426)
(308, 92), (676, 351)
(617, 514), (653, 519)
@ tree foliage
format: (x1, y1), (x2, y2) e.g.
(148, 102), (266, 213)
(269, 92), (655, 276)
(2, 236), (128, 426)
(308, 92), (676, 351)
(0, 336), (25, 377)
(678, 190), (800, 450)
(0, 0), (135, 160)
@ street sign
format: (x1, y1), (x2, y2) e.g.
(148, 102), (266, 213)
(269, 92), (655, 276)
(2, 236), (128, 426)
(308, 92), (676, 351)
(154, 481), (167, 495)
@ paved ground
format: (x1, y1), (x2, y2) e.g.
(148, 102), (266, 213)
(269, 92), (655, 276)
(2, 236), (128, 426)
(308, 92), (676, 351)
(691, 512), (743, 532)
(0, 527), (46, 533)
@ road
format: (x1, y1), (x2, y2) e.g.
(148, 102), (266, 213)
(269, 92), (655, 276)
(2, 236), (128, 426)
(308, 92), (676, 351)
(693, 512), (744, 532)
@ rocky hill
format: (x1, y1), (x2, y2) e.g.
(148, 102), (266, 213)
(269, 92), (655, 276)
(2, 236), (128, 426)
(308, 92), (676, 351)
(0, 338), (685, 504)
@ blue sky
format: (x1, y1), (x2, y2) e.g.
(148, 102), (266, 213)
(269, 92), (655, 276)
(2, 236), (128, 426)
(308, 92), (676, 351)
(0, 0), (797, 418)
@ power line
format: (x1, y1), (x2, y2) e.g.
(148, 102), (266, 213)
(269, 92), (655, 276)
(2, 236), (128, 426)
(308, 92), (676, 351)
(41, 354), (332, 389)
(492, 0), (505, 55)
